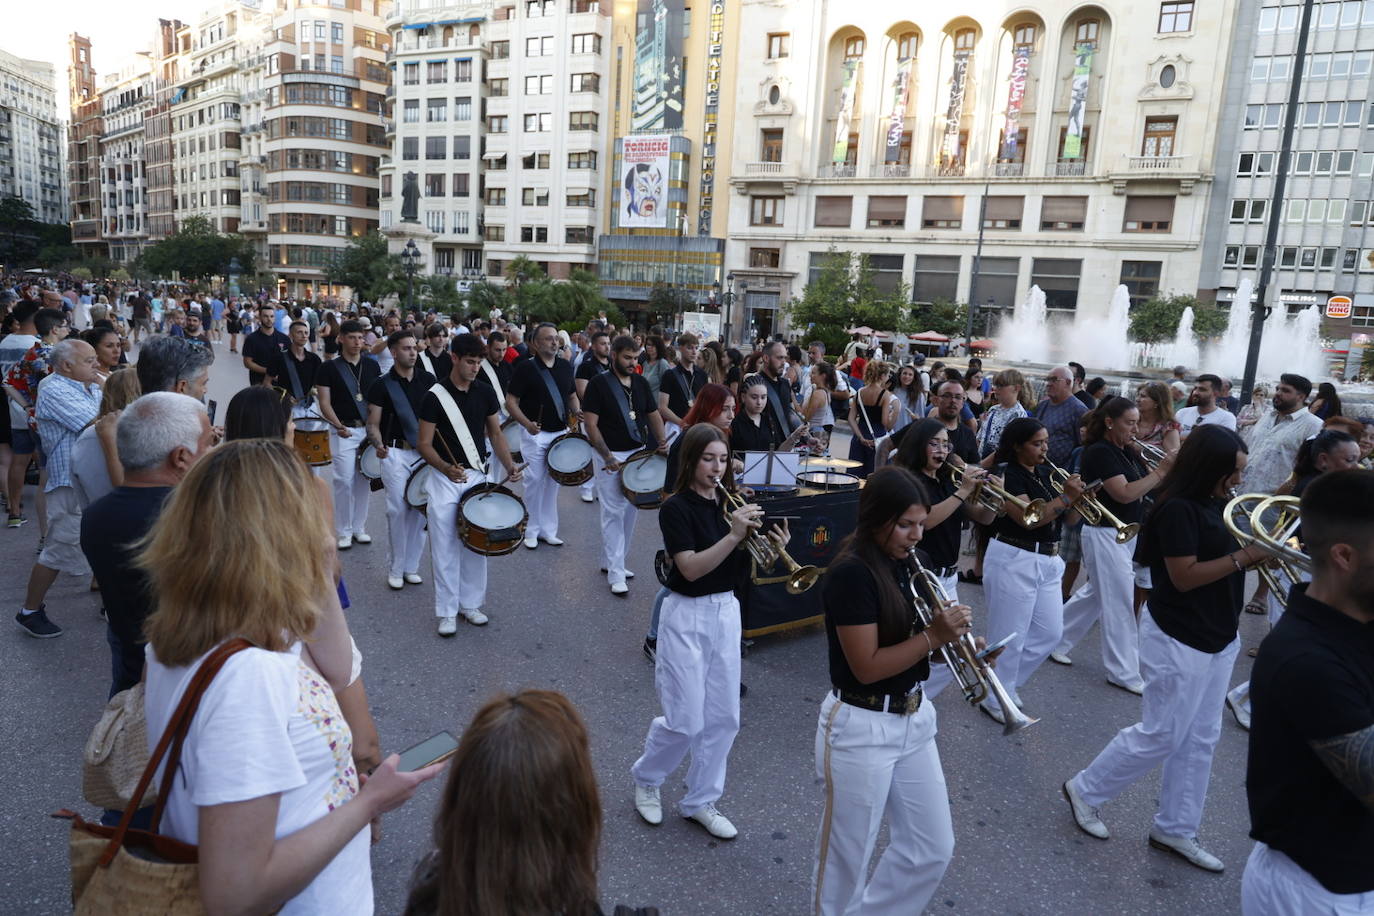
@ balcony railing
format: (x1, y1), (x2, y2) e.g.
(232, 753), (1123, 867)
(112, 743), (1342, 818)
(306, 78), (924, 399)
(744, 161), (784, 176)
(1123, 154), (1193, 172)
(870, 163), (911, 178)
(993, 161), (1025, 177)
(819, 164), (855, 178)
(936, 162), (966, 177)
(1055, 159), (1088, 176)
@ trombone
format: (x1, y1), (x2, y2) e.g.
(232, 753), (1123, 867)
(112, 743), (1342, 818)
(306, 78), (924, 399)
(1222, 492), (1310, 604)
(716, 482), (821, 594)
(1043, 459), (1140, 543)
(946, 456), (1045, 525)
(906, 548), (1037, 736)
(1131, 437), (1168, 472)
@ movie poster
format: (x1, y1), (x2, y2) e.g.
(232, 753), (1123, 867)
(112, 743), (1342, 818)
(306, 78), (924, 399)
(620, 135), (670, 229)
(940, 51), (970, 163)
(884, 57), (915, 164)
(1000, 45), (1031, 160)
(1063, 43), (1095, 159)
(632, 0), (684, 131)
(831, 59), (860, 165)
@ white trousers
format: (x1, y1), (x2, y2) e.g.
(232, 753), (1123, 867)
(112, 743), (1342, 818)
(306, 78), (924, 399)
(329, 428), (370, 538)
(631, 590), (741, 816)
(1058, 525), (1140, 686)
(1242, 842), (1374, 914)
(983, 538), (1065, 706)
(426, 469), (489, 617)
(521, 429), (562, 540)
(1074, 613), (1239, 837)
(921, 573), (960, 700)
(379, 447), (427, 577)
(594, 449), (638, 586)
(812, 693), (953, 916)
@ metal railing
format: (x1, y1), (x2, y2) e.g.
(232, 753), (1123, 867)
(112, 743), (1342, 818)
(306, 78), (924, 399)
(819, 164), (855, 178)
(870, 163), (911, 178)
(1054, 159), (1088, 176)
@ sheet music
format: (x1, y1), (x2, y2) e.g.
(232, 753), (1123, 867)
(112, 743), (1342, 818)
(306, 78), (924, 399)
(739, 450), (801, 487)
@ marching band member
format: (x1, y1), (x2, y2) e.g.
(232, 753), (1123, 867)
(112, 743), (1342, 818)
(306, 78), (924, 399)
(1055, 397), (1172, 694)
(365, 329), (436, 592)
(417, 333), (521, 636)
(813, 466), (973, 915)
(506, 323), (578, 550)
(478, 330), (511, 418)
(574, 330), (612, 504)
(581, 334), (667, 597)
(656, 332), (705, 440)
(1062, 427), (1260, 872)
(269, 320), (322, 420)
(632, 424), (778, 840)
(731, 375), (786, 452)
(316, 319), (382, 550)
(1240, 469), (1374, 912)
(417, 321), (451, 381)
(980, 418), (1086, 724)
(755, 340), (803, 440)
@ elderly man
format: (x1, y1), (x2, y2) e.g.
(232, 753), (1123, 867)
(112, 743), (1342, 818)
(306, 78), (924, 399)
(15, 339), (102, 638)
(81, 392), (213, 692)
(1034, 366), (1089, 469)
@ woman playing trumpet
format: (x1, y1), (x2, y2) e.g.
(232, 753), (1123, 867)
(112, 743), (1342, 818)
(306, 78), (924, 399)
(631, 424), (787, 840)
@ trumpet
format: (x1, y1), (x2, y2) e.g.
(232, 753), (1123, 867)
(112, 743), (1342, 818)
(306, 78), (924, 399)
(1044, 460), (1140, 543)
(1131, 437), (1169, 472)
(946, 456), (1045, 525)
(716, 482), (821, 594)
(1222, 491), (1310, 605)
(905, 548), (1037, 736)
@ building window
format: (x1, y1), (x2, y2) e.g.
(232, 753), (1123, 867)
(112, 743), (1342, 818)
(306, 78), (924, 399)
(1120, 261), (1162, 307)
(570, 73), (600, 92)
(568, 151), (597, 169)
(870, 254), (904, 295)
(489, 78), (508, 97)
(525, 36), (552, 55)
(425, 173), (445, 196)
(403, 62), (419, 85)
(1075, 19), (1099, 43)
(896, 31), (919, 59)
(973, 257), (1019, 308)
(566, 190), (595, 207)
(1012, 23), (1036, 46)
(453, 136), (470, 159)
(750, 247), (780, 268)
(454, 97), (472, 121)
(525, 74), (552, 94)
(1244, 103), (1283, 129)
(488, 115), (508, 133)
(1259, 4), (1301, 31)
(1158, 1), (1193, 33)
(843, 36), (865, 59)
(1056, 126), (1092, 163)
(912, 255), (960, 302)
(767, 33), (789, 59)
(485, 187), (506, 206)
(403, 99), (419, 122)
(523, 112), (551, 132)
(1229, 199), (1267, 223)
(521, 188), (550, 206)
(520, 226), (549, 242)
(751, 195), (783, 225)
(983, 196), (1024, 229)
(402, 136), (418, 159)
(921, 196), (963, 229)
(427, 61), (447, 83)
(569, 111), (598, 130)
(814, 195), (852, 228)
(425, 137), (447, 159)
(490, 41), (509, 59)
(954, 28), (976, 51)
(453, 173), (470, 197)
(425, 210), (446, 234)
(866, 195), (907, 228)
(484, 226), (505, 242)
(1031, 258), (1082, 310)
(1123, 196), (1174, 232)
(1237, 151), (1274, 176)
(522, 152), (551, 168)
(571, 33), (601, 53)
(1140, 116), (1177, 157)
(427, 98), (447, 121)
(454, 59), (472, 81)
(760, 129), (783, 162)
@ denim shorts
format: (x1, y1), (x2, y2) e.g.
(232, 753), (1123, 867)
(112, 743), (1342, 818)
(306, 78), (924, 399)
(11, 427), (40, 457)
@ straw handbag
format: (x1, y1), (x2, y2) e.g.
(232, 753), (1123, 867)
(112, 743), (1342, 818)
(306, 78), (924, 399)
(82, 682), (156, 811)
(56, 639), (251, 914)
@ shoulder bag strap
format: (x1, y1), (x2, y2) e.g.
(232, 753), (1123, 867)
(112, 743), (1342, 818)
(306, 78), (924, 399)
(384, 377), (420, 448)
(429, 383), (486, 471)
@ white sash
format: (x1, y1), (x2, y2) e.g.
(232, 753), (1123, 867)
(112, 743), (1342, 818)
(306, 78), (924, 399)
(479, 358), (505, 405)
(419, 350), (437, 378)
(429, 383), (486, 472)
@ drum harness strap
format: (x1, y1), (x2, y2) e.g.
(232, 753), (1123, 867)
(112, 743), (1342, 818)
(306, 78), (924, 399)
(536, 359), (566, 421)
(764, 376), (796, 437)
(282, 354), (311, 407)
(428, 384), (487, 476)
(480, 358), (505, 405)
(609, 373), (645, 447)
(383, 376), (420, 448)
(334, 356), (366, 426)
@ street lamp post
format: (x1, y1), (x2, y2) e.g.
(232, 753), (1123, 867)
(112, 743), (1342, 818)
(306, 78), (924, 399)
(402, 239), (419, 314)
(716, 273), (746, 347)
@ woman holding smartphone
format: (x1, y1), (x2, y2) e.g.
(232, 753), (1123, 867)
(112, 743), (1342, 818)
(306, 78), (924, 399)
(631, 423), (785, 840)
(813, 466), (975, 916)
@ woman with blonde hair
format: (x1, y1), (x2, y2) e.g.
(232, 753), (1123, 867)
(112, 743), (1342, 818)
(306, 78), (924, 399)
(1135, 381), (1181, 457)
(847, 359), (897, 476)
(698, 345), (725, 386)
(140, 440), (444, 913)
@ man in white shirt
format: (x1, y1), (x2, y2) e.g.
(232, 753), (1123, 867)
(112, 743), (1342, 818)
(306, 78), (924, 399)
(1175, 374), (1237, 437)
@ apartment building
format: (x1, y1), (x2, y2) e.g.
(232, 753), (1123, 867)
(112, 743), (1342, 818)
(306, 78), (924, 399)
(99, 57), (156, 263)
(723, 0), (1237, 340)
(68, 34), (105, 258)
(1199, 0), (1374, 377)
(0, 47), (66, 225)
(145, 20), (189, 244)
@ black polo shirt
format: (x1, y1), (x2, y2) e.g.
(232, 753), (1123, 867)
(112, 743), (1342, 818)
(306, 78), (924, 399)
(475, 357), (511, 403)
(660, 488), (743, 597)
(1080, 440), (1147, 525)
(417, 348), (452, 382)
(366, 367), (437, 447)
(991, 462), (1060, 544)
(755, 370), (797, 433)
(317, 355), (382, 427)
(915, 470), (965, 569)
(661, 363), (707, 419)
(824, 552), (931, 696)
(418, 377), (498, 470)
(582, 371), (656, 453)
(269, 348), (323, 403)
(1247, 584), (1374, 894)
(242, 328), (291, 385)
(730, 412), (782, 453)
(890, 420), (978, 466)
(508, 356), (575, 432)
(575, 353), (610, 385)
(1142, 496), (1242, 653)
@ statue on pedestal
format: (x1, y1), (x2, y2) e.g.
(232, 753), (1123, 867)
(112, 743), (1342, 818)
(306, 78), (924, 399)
(401, 171), (420, 223)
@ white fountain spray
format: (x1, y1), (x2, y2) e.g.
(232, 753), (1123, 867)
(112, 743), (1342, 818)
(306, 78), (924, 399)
(1210, 277), (1254, 377)
(1063, 285), (1133, 370)
(1169, 306), (1200, 371)
(998, 285), (1050, 364)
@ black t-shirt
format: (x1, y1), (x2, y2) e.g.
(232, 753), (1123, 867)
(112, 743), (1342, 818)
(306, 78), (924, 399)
(1247, 584), (1374, 894)
(823, 553), (930, 696)
(660, 488), (742, 597)
(661, 363), (707, 419)
(366, 367), (437, 445)
(991, 462), (1061, 543)
(575, 353), (610, 383)
(475, 357), (511, 402)
(756, 371), (797, 433)
(242, 328), (291, 385)
(80, 486), (173, 693)
(508, 356), (575, 432)
(915, 470), (965, 568)
(1079, 440), (1146, 524)
(417, 377), (499, 469)
(317, 355), (382, 426)
(729, 412), (782, 453)
(131, 297), (150, 319)
(269, 348), (323, 402)
(417, 348), (452, 382)
(1143, 497), (1243, 653)
(890, 421), (978, 466)
(582, 371), (656, 453)
(725, 365), (741, 389)
(1073, 390), (1097, 409)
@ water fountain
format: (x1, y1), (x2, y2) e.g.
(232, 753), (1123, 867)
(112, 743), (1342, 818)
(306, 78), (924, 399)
(1167, 306), (1200, 371)
(997, 285), (1050, 365)
(1210, 277), (1253, 376)
(1064, 285), (1133, 370)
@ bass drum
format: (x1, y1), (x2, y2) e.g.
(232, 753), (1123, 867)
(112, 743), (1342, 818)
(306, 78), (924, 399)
(500, 417), (524, 465)
(546, 432), (594, 486)
(458, 483), (528, 556)
(619, 448), (668, 510)
(357, 442), (384, 481)
(404, 462), (438, 516)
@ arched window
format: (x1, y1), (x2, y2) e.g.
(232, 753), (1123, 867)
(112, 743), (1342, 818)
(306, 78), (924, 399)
(954, 28), (976, 51)
(443, 26), (454, 42)
(844, 36), (865, 59)
(896, 31), (918, 60)
(1076, 19), (1100, 43)
(469, 24), (480, 40)
(1013, 22), (1036, 46)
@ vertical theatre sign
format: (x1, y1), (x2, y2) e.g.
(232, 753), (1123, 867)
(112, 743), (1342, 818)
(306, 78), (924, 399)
(884, 56), (915, 164)
(941, 51), (970, 165)
(698, 0), (724, 235)
(1000, 45), (1030, 160)
(831, 59), (860, 165)
(1063, 43), (1094, 160)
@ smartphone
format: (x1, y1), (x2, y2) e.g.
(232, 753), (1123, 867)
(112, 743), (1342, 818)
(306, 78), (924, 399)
(207, 399), (218, 426)
(397, 730), (459, 772)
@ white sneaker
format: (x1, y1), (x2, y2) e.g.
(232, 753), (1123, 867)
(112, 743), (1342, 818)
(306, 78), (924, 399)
(404, 572), (423, 585)
(610, 582), (629, 596)
(1049, 651), (1073, 666)
(979, 699), (1006, 725)
(600, 567), (635, 579)
(523, 536), (538, 550)
(387, 575), (404, 590)
(1062, 778), (1109, 840)
(1149, 830), (1224, 872)
(1106, 677), (1145, 696)
(685, 803), (737, 840)
(353, 531), (372, 544)
(634, 785), (663, 825)
(337, 535), (353, 550)
(580, 491), (595, 503)
(541, 535), (565, 546)
(437, 615), (457, 637)
(460, 607), (489, 626)
(1225, 690), (1251, 730)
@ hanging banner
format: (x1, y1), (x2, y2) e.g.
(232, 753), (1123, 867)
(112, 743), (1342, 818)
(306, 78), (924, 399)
(831, 59), (860, 165)
(884, 57), (915, 164)
(941, 51), (970, 164)
(1000, 45), (1031, 160)
(699, 0), (724, 235)
(1063, 42), (1094, 160)
(632, 0), (685, 131)
(620, 135), (670, 229)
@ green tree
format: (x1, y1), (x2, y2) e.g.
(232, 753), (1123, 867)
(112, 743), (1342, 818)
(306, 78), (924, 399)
(504, 255), (545, 288)
(465, 280), (509, 319)
(907, 299), (969, 338)
(644, 280), (696, 323)
(137, 215), (255, 281)
(787, 248), (909, 355)
(324, 231), (401, 303)
(1128, 294), (1229, 344)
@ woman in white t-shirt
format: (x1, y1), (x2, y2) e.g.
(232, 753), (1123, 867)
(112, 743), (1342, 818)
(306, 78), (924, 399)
(139, 439), (444, 914)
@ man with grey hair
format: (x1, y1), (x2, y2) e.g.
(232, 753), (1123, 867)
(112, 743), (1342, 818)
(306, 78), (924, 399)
(134, 334), (214, 402)
(82, 392), (212, 691)
(15, 339), (102, 638)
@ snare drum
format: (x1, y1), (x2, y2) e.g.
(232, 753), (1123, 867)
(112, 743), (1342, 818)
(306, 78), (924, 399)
(796, 470), (861, 492)
(404, 463), (438, 515)
(500, 417), (524, 465)
(357, 443), (384, 481)
(618, 448), (668, 510)
(546, 432), (594, 486)
(292, 418), (332, 467)
(458, 483), (528, 556)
